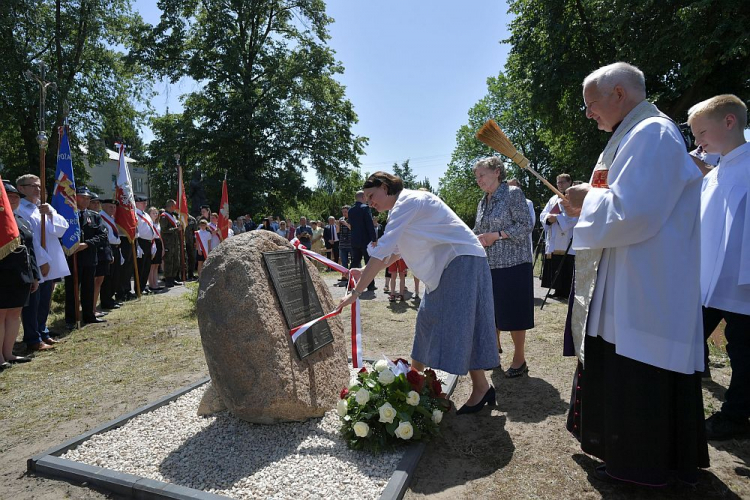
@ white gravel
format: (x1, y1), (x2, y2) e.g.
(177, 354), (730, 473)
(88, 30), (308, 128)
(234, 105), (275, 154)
(60, 366), (446, 499)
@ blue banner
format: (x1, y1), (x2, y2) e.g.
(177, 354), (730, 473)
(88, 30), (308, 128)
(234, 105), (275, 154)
(52, 124), (80, 255)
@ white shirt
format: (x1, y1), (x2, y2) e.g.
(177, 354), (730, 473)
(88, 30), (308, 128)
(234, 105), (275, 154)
(136, 209), (156, 240)
(573, 117), (704, 374)
(368, 189), (486, 294)
(15, 198), (71, 283)
(700, 141), (750, 315)
(100, 212), (121, 245)
(525, 199), (535, 256)
(540, 195), (577, 255)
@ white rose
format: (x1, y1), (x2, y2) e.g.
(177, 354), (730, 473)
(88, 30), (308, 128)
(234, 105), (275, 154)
(378, 402), (397, 423)
(353, 421), (370, 438)
(355, 388), (370, 405)
(337, 399), (349, 417)
(406, 391), (420, 406)
(395, 421), (414, 440)
(377, 368), (395, 385)
(348, 378), (360, 389)
(374, 359), (389, 372)
(432, 409), (443, 424)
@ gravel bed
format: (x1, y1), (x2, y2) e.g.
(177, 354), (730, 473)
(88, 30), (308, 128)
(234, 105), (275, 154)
(61, 366), (448, 499)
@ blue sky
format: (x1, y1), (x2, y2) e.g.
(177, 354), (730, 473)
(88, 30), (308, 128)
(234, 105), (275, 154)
(131, 1), (513, 187)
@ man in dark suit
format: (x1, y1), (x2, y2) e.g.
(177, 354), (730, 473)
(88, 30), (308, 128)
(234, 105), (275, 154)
(348, 191), (377, 291)
(323, 216), (339, 265)
(65, 186), (108, 327)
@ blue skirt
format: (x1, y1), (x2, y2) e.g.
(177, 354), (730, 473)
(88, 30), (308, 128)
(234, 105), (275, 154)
(412, 255), (499, 374)
(491, 262), (535, 331)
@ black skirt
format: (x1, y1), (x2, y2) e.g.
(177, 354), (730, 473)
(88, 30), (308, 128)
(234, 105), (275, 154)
(151, 239), (163, 265)
(0, 278), (31, 309)
(490, 262), (534, 331)
(567, 335), (709, 485)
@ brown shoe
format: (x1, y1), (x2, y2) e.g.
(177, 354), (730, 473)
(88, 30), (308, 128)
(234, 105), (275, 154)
(28, 342), (55, 351)
(44, 337), (60, 344)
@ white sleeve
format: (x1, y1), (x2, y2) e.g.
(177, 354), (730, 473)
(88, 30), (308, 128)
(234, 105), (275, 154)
(540, 197), (554, 223)
(574, 120), (700, 250)
(47, 208), (70, 237)
(368, 198), (420, 262)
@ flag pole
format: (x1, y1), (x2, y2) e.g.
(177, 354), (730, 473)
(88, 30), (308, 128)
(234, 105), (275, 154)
(177, 155), (186, 282)
(73, 253), (81, 328)
(25, 62), (56, 248)
(132, 241), (142, 298)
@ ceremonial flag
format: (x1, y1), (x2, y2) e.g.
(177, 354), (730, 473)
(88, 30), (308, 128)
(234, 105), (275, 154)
(52, 123), (81, 256)
(177, 165), (189, 227)
(0, 175), (20, 261)
(114, 143), (138, 241)
(218, 174), (229, 240)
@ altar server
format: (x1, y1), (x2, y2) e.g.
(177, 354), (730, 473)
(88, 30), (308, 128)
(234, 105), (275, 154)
(539, 174), (577, 299)
(689, 94), (750, 440)
(562, 62), (708, 486)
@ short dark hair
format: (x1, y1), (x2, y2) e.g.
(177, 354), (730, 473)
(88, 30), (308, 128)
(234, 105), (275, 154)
(363, 171), (403, 196)
(557, 173), (572, 183)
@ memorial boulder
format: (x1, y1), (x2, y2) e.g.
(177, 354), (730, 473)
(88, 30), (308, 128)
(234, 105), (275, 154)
(196, 231), (349, 423)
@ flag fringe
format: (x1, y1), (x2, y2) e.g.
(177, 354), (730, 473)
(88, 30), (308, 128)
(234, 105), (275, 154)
(0, 236), (21, 261)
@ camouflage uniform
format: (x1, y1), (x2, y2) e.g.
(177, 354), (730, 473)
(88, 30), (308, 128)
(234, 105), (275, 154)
(159, 211), (183, 284)
(185, 214), (197, 279)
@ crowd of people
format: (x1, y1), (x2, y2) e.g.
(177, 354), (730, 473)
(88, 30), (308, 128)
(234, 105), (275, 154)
(1, 61), (748, 489)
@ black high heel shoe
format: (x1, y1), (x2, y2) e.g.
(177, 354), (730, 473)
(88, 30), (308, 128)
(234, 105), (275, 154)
(456, 386), (496, 415)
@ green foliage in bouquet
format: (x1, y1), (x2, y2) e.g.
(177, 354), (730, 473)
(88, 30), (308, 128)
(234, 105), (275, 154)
(337, 359), (451, 453)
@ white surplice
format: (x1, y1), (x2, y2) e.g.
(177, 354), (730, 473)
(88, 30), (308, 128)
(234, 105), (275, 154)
(573, 116), (704, 374)
(540, 195), (577, 255)
(15, 199), (71, 283)
(700, 142), (750, 315)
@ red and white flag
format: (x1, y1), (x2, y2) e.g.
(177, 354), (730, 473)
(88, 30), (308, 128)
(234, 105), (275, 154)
(177, 165), (189, 227)
(114, 143), (138, 241)
(0, 175), (20, 261)
(218, 174), (230, 240)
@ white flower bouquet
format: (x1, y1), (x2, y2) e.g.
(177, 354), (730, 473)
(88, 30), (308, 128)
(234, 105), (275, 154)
(337, 358), (451, 452)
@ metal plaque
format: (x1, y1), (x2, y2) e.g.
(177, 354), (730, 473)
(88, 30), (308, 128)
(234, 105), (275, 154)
(262, 250), (334, 359)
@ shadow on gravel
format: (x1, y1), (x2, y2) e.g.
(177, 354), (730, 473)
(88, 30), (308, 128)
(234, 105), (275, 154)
(158, 413), (383, 490)
(409, 412), (514, 495)
(702, 379), (729, 404)
(572, 453), (743, 499)
(491, 370), (568, 423)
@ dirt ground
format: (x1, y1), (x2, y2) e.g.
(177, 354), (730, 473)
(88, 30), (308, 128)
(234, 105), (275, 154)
(0, 272), (747, 499)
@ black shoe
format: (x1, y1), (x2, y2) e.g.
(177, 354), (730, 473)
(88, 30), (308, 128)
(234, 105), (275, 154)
(456, 386), (496, 415)
(0, 362), (10, 371)
(165, 280), (175, 288)
(705, 412), (750, 440)
(172, 280), (183, 286)
(8, 356), (32, 364)
(505, 362), (529, 378)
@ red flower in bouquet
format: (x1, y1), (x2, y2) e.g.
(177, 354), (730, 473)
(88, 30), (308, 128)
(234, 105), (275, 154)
(424, 369), (445, 398)
(406, 370), (425, 393)
(358, 367), (368, 374)
(340, 387), (349, 399)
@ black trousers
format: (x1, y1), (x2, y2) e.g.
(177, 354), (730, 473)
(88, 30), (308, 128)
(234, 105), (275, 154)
(117, 238), (134, 298)
(703, 306), (750, 419)
(137, 238), (152, 291)
(101, 244), (121, 307)
(65, 260), (96, 323)
(351, 245), (375, 290)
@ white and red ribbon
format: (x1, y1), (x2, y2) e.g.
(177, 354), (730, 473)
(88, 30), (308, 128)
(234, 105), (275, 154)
(289, 238), (363, 368)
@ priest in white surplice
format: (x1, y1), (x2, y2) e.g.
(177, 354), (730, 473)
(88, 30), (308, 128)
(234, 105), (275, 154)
(562, 62), (708, 486)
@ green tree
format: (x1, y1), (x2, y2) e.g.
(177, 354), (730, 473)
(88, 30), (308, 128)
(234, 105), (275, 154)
(440, 73), (553, 224)
(0, 0), (151, 188)
(504, 0), (750, 172)
(134, 0), (367, 218)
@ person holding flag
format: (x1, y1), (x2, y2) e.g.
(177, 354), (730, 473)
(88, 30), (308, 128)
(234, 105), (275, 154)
(160, 199), (184, 288)
(1, 180), (41, 368)
(113, 143), (140, 300)
(17, 173), (70, 349)
(64, 186), (108, 328)
(99, 199), (122, 310)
